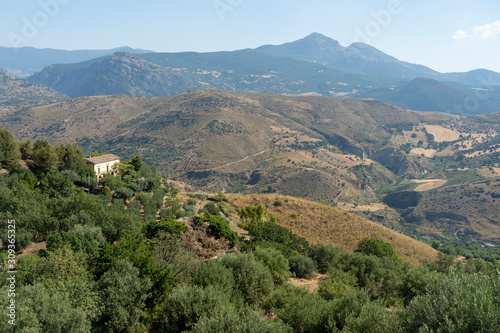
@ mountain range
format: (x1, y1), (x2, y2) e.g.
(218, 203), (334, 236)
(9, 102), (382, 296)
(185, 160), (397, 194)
(0, 46), (153, 77)
(2, 33), (494, 116)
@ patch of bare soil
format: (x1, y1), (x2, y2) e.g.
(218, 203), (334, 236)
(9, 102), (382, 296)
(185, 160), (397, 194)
(288, 272), (326, 293)
(17, 241), (47, 258)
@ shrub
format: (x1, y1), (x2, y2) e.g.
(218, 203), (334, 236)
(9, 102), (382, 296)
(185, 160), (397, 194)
(309, 243), (344, 273)
(194, 215), (237, 247)
(113, 187), (133, 201)
(245, 221), (310, 255)
(219, 252), (274, 305)
(191, 304), (292, 333)
(99, 175), (124, 190)
(403, 272), (500, 332)
(318, 268), (357, 300)
(203, 203), (220, 216)
(264, 283), (331, 333)
(253, 247), (290, 284)
(273, 200), (283, 206)
(193, 259), (235, 291)
(134, 192), (151, 206)
(288, 255), (316, 279)
(145, 217), (187, 239)
(161, 285), (233, 333)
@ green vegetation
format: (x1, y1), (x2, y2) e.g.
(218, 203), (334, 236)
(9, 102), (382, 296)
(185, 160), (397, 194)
(0, 126), (499, 332)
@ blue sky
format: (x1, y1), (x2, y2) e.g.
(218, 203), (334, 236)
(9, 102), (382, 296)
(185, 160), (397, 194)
(1, 0), (500, 73)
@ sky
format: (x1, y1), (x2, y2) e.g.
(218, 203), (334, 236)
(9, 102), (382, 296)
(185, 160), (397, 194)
(1, 0), (500, 73)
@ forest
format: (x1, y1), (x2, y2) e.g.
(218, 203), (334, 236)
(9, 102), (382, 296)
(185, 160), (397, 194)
(0, 124), (499, 333)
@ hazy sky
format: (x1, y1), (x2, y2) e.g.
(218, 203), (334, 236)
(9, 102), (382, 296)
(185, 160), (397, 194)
(1, 0), (500, 73)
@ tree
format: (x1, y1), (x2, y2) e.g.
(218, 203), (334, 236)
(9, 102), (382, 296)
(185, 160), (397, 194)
(130, 155), (143, 172)
(20, 139), (33, 160)
(0, 125), (21, 169)
(112, 162), (137, 183)
(97, 259), (152, 333)
(57, 144), (86, 172)
(355, 237), (399, 261)
(32, 140), (59, 173)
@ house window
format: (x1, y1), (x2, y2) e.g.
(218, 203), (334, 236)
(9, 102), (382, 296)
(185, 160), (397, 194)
(98, 167), (100, 174)
(107, 165), (109, 172)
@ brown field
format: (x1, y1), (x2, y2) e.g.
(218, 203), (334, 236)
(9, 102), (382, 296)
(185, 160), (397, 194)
(425, 125), (461, 142)
(226, 193), (438, 265)
(411, 148), (437, 158)
(340, 202), (386, 212)
(413, 179), (447, 192)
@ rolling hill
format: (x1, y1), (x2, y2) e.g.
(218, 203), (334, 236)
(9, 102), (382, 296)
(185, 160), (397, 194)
(0, 67), (67, 107)
(1, 89), (498, 243)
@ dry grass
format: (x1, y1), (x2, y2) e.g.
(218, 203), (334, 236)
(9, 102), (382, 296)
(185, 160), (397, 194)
(288, 272), (326, 293)
(226, 193), (438, 265)
(413, 179), (447, 192)
(341, 202), (386, 212)
(424, 125), (461, 142)
(411, 148), (437, 158)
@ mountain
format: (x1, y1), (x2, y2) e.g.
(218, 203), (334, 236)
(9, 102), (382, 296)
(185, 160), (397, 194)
(27, 52), (204, 98)
(256, 33), (500, 87)
(0, 67), (67, 107)
(256, 33), (439, 79)
(360, 78), (500, 115)
(28, 50), (397, 98)
(0, 46), (154, 77)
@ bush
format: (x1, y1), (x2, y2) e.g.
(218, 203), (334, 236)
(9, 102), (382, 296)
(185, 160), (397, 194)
(273, 200), (283, 206)
(113, 187), (134, 201)
(99, 175), (124, 190)
(403, 272), (500, 332)
(193, 259), (235, 291)
(264, 283), (331, 333)
(203, 203), (220, 216)
(219, 252), (274, 305)
(318, 268), (357, 300)
(191, 304), (292, 333)
(161, 285), (233, 333)
(309, 243), (344, 273)
(145, 217), (187, 239)
(245, 221), (310, 255)
(253, 247), (290, 284)
(288, 255), (316, 279)
(194, 215), (237, 247)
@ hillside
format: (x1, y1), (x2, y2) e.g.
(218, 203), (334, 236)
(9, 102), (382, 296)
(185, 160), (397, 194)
(226, 193), (438, 265)
(1, 89), (499, 244)
(0, 68), (67, 107)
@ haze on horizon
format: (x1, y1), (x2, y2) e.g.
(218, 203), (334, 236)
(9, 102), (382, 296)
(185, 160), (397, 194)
(1, 0), (500, 74)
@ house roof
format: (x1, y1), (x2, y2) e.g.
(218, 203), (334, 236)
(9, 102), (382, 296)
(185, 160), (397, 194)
(86, 154), (120, 165)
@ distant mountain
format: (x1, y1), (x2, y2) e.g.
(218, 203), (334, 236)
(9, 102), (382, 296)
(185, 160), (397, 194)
(256, 33), (500, 87)
(0, 67), (67, 107)
(360, 78), (500, 115)
(27, 52), (204, 98)
(28, 50), (397, 98)
(0, 46), (154, 77)
(23, 34), (500, 115)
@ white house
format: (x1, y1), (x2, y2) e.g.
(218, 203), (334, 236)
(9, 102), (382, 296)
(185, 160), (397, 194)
(86, 154), (120, 179)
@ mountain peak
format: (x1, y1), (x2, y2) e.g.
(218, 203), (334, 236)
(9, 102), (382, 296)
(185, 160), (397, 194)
(256, 33), (343, 62)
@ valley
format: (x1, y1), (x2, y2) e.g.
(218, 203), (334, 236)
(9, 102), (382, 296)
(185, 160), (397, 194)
(1, 89), (499, 244)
